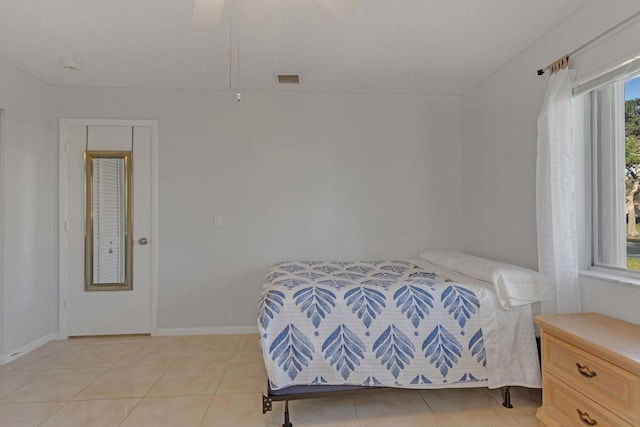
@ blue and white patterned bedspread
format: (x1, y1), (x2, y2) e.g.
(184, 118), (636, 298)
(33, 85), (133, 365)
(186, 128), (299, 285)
(258, 260), (541, 391)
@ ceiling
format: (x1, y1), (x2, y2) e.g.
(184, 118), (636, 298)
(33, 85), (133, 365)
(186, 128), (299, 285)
(0, 0), (588, 96)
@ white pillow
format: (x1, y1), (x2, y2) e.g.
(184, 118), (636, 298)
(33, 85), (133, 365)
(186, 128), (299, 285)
(418, 250), (477, 270)
(448, 256), (503, 283)
(419, 250), (549, 308)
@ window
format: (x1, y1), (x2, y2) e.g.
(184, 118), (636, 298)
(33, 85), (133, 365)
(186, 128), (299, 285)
(591, 73), (640, 273)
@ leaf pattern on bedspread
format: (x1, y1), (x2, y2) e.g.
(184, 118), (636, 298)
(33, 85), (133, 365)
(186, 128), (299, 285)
(335, 272), (365, 281)
(407, 278), (437, 286)
(259, 261), (504, 390)
(373, 271), (402, 280)
(277, 263), (307, 273)
(264, 271), (287, 283)
(410, 375), (432, 385)
(347, 265), (375, 275)
(322, 325), (366, 380)
(361, 279), (395, 289)
(293, 287), (336, 328)
(269, 324), (315, 380)
(380, 264), (410, 274)
(422, 325), (462, 377)
(373, 325), (415, 378)
(258, 289), (285, 329)
(273, 277), (308, 290)
(409, 271), (437, 279)
(295, 271), (327, 281)
(441, 285), (479, 328)
(456, 373), (483, 383)
(361, 376), (383, 386)
(344, 287), (386, 328)
(313, 265), (341, 274)
(317, 279), (352, 290)
(393, 285), (434, 328)
(469, 329), (486, 367)
(311, 376), (328, 385)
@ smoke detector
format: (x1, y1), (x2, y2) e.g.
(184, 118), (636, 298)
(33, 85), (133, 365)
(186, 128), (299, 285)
(62, 58), (81, 71)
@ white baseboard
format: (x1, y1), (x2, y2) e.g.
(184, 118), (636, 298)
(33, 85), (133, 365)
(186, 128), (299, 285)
(0, 333), (59, 365)
(0, 328), (258, 363)
(155, 325), (258, 336)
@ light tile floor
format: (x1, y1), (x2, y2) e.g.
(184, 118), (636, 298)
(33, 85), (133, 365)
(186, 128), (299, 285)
(0, 334), (541, 426)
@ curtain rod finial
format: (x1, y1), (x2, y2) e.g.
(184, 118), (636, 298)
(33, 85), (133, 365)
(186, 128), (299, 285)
(537, 69), (546, 76)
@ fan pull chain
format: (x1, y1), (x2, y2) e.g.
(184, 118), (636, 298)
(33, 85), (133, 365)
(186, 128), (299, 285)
(236, 0), (242, 101)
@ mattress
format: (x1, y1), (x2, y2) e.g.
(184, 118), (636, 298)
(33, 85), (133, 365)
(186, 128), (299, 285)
(258, 260), (541, 391)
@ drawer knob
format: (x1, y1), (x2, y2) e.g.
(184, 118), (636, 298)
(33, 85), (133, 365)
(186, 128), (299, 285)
(577, 409), (598, 425)
(576, 362), (597, 378)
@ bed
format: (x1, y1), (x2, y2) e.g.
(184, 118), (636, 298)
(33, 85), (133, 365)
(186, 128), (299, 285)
(258, 251), (546, 426)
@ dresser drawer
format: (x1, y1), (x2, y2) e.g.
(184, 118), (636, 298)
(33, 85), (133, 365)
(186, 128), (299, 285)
(543, 374), (633, 427)
(542, 333), (640, 424)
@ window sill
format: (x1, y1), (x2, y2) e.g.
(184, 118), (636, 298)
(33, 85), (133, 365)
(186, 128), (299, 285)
(579, 268), (640, 289)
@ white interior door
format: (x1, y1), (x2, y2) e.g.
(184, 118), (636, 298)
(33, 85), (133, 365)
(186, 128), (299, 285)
(62, 123), (153, 336)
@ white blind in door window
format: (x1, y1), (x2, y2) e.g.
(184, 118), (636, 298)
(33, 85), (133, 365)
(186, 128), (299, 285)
(92, 158), (125, 283)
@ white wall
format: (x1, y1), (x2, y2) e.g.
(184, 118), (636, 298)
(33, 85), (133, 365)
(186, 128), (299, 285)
(5, 0), (640, 356)
(7, 0), (640, 349)
(461, 0), (640, 323)
(0, 59), (57, 359)
(579, 276), (640, 324)
(0, 107), (4, 357)
(55, 88), (464, 330)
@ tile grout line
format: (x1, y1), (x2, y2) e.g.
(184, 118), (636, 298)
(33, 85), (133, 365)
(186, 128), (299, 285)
(350, 395), (364, 427)
(117, 336), (189, 427)
(0, 369), (49, 403)
(36, 400), (71, 427)
(64, 350), (128, 402)
(117, 398), (145, 427)
(209, 338), (239, 395)
(43, 338), (171, 425)
(3, 335), (537, 426)
(196, 395), (216, 427)
(119, 336), (234, 427)
(44, 345), (137, 422)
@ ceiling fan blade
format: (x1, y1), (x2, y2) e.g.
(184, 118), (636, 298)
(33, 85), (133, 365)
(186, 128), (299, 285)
(316, 0), (358, 18)
(192, 0), (225, 29)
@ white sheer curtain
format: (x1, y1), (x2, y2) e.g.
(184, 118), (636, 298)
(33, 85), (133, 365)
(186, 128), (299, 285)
(536, 68), (580, 314)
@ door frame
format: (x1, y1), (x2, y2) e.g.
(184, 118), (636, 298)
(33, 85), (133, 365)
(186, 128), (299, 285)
(58, 118), (159, 338)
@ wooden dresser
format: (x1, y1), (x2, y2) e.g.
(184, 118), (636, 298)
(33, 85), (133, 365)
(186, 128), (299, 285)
(534, 313), (640, 427)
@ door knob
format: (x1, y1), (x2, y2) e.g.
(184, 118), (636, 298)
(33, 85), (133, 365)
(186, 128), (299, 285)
(138, 237), (148, 245)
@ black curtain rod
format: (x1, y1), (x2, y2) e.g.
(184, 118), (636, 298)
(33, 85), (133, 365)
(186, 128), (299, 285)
(537, 9), (640, 76)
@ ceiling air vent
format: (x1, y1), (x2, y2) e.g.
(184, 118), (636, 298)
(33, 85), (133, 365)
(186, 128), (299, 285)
(276, 73), (302, 84)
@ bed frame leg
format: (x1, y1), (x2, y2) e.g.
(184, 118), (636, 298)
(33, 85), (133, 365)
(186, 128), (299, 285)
(282, 400), (292, 427)
(502, 386), (513, 408)
(262, 394), (273, 414)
